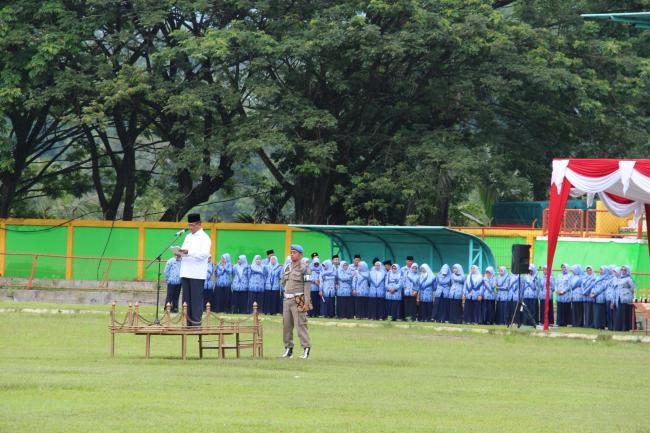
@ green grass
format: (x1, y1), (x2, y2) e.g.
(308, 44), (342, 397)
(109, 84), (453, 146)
(0, 302), (648, 433)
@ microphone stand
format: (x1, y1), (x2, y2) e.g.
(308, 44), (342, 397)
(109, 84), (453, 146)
(146, 230), (186, 325)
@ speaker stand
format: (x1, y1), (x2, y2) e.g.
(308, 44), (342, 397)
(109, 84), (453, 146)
(508, 275), (537, 328)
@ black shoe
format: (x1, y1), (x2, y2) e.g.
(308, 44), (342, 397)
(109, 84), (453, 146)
(300, 347), (310, 359)
(281, 347), (293, 358)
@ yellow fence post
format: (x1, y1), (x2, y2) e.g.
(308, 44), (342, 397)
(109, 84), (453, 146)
(0, 219), (5, 276)
(66, 223), (74, 280)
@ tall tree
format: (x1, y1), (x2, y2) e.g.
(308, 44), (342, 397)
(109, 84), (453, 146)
(249, 1), (539, 224)
(0, 1), (91, 217)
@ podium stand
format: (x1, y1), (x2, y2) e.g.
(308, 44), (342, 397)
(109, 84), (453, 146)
(632, 302), (650, 335)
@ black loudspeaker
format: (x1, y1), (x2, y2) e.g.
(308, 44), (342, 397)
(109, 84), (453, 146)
(511, 244), (531, 274)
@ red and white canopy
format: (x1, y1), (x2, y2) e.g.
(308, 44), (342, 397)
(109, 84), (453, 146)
(544, 158), (650, 330)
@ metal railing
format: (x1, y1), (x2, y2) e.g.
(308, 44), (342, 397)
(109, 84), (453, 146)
(542, 209), (646, 238)
(0, 252), (148, 289)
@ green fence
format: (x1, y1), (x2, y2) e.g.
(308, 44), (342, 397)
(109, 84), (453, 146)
(1, 219), (648, 296)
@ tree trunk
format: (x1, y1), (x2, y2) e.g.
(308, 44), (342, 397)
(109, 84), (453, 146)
(292, 174), (341, 224)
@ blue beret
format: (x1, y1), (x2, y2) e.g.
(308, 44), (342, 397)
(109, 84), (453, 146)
(290, 244), (304, 254)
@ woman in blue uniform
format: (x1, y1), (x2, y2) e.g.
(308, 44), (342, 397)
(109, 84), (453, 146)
(385, 263), (403, 320)
(612, 265), (635, 331)
(231, 255), (250, 314)
(591, 265), (609, 329)
(164, 254), (182, 313)
(555, 264), (571, 326)
(203, 256), (215, 310)
(569, 264), (583, 327)
(507, 269), (521, 325)
(463, 265), (483, 324)
(495, 266), (511, 325)
(417, 264), (436, 321)
(537, 265), (554, 325)
(402, 263), (420, 321)
(264, 255), (282, 315)
(434, 264), (451, 322)
(582, 265), (596, 328)
(214, 253), (232, 313)
(481, 266), (496, 325)
(319, 259), (337, 318)
(248, 254), (266, 314)
(369, 260), (386, 320)
(520, 264), (538, 326)
(353, 261), (370, 319)
(309, 257), (322, 317)
(449, 264), (465, 324)
(336, 261), (354, 319)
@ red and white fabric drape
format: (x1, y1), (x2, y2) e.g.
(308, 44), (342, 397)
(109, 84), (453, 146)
(544, 159), (650, 330)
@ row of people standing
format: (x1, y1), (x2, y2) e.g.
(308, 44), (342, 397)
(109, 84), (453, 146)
(163, 247), (638, 332)
(551, 263), (636, 331)
(305, 255), (638, 331)
(164, 249), (284, 315)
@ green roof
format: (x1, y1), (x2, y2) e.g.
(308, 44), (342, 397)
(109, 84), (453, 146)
(291, 225), (495, 271)
(581, 12), (650, 29)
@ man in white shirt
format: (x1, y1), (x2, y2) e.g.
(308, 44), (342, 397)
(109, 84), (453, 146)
(178, 213), (212, 326)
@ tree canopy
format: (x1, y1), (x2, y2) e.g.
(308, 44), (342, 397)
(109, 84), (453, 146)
(1, 0), (649, 224)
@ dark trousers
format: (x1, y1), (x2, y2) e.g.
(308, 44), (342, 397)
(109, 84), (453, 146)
(463, 299), (481, 324)
(386, 299), (402, 320)
(613, 303), (634, 331)
(337, 296), (354, 319)
(507, 300), (518, 325)
(482, 300), (496, 325)
(403, 295), (417, 321)
(606, 301), (614, 329)
(377, 297), (387, 320)
(203, 289), (214, 310)
(368, 297), (378, 320)
(248, 291), (263, 313)
(213, 285), (230, 313)
(181, 277), (204, 326)
(309, 290), (321, 317)
(354, 296), (368, 319)
(557, 302), (571, 326)
(263, 290), (282, 315)
(436, 297), (449, 322)
(418, 301), (433, 321)
(231, 290), (248, 314)
(320, 295), (335, 318)
(164, 283), (181, 313)
(537, 299), (554, 325)
(571, 302), (584, 327)
(520, 297), (537, 326)
(496, 300), (509, 325)
(432, 296), (444, 322)
(593, 303), (606, 329)
(583, 302), (594, 328)
(448, 299), (463, 324)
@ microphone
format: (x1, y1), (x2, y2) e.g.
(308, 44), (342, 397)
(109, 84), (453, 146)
(174, 228), (186, 236)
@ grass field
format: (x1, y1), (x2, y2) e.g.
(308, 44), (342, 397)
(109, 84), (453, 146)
(0, 301), (648, 433)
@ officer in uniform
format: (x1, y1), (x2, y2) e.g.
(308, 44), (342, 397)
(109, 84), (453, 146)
(281, 244), (312, 359)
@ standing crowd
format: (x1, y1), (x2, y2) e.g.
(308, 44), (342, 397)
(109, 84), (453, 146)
(164, 247), (639, 332)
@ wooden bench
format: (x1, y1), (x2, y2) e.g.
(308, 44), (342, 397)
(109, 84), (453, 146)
(110, 302), (263, 360)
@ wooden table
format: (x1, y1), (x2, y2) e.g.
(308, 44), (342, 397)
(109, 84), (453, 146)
(632, 302), (650, 335)
(110, 302), (263, 360)
(129, 325), (262, 359)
